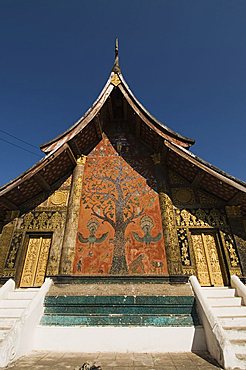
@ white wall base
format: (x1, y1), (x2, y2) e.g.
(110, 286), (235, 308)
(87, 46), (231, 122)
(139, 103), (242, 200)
(33, 326), (207, 353)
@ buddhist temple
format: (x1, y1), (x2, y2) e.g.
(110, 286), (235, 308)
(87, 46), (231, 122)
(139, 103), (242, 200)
(0, 41), (246, 369)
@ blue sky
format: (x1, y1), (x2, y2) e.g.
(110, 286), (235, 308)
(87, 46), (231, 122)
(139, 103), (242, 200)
(0, 0), (245, 186)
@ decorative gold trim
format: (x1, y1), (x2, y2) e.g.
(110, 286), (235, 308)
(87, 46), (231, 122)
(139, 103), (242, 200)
(172, 188), (195, 205)
(77, 155), (87, 165)
(175, 208), (228, 229)
(49, 191), (69, 207)
(177, 228), (191, 266)
(111, 73), (121, 86)
(159, 192), (182, 274)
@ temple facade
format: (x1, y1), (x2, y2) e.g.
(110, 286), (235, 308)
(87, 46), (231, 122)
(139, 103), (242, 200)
(0, 43), (246, 289)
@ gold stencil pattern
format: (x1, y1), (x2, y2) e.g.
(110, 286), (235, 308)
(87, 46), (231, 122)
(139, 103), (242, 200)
(172, 188), (195, 205)
(49, 191), (68, 206)
(223, 233), (240, 268)
(159, 192), (182, 274)
(21, 211), (65, 230)
(175, 208), (228, 229)
(4, 233), (23, 269)
(177, 228), (191, 266)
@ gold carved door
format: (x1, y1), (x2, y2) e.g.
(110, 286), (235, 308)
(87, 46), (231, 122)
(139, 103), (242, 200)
(191, 230), (225, 286)
(20, 235), (51, 288)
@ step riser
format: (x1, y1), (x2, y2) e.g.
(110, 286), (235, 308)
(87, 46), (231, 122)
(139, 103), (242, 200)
(0, 318), (16, 330)
(207, 297), (242, 307)
(220, 318), (246, 327)
(224, 330), (246, 340)
(211, 307), (246, 317)
(0, 309), (24, 317)
(7, 292), (37, 300)
(201, 288), (236, 298)
(0, 319), (17, 327)
(44, 296), (195, 305)
(41, 314), (196, 327)
(230, 344), (246, 354)
(44, 306), (195, 315)
(0, 300), (31, 308)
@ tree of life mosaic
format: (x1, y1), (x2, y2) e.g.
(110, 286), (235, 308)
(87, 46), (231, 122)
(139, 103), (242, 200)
(73, 136), (167, 275)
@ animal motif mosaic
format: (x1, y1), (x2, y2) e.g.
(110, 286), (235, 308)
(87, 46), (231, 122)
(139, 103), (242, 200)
(74, 136), (167, 275)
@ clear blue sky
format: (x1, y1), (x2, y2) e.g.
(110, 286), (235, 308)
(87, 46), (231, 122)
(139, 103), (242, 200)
(0, 0), (245, 186)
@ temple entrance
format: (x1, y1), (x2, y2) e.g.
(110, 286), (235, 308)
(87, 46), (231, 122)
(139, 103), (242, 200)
(20, 235), (51, 288)
(191, 230), (225, 286)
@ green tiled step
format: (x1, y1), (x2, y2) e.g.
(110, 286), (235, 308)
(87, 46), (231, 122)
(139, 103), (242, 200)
(41, 314), (196, 327)
(45, 296), (193, 305)
(41, 295), (199, 327)
(44, 305), (194, 315)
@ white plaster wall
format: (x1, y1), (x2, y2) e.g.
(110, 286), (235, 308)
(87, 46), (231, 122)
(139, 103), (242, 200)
(33, 326), (207, 353)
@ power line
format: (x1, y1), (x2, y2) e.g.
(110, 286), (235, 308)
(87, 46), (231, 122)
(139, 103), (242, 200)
(0, 137), (42, 158)
(0, 129), (40, 150)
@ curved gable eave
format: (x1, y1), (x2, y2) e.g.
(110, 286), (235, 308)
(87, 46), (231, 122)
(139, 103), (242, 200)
(117, 72), (195, 148)
(0, 144), (76, 223)
(165, 141), (246, 194)
(40, 77), (114, 154)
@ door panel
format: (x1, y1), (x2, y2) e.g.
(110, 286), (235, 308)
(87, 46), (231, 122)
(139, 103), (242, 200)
(191, 230), (224, 286)
(20, 236), (51, 288)
(33, 238), (51, 287)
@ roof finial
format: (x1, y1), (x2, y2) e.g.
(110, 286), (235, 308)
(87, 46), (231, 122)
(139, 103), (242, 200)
(112, 37), (120, 73)
(115, 38), (119, 58)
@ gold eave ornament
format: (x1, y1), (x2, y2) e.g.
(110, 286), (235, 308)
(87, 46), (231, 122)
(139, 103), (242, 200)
(111, 73), (121, 86)
(77, 155), (87, 165)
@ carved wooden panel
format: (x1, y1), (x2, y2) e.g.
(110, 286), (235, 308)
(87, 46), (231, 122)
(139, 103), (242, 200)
(20, 235), (51, 287)
(175, 208), (228, 229)
(172, 188), (196, 206)
(0, 222), (16, 277)
(177, 228), (191, 267)
(198, 190), (223, 208)
(191, 231), (224, 286)
(20, 210), (65, 230)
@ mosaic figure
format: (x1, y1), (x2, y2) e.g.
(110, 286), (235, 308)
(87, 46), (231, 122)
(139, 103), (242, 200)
(132, 216), (162, 246)
(78, 218), (108, 248)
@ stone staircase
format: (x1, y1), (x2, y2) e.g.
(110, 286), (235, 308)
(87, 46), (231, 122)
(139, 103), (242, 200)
(202, 286), (246, 369)
(0, 279), (52, 368)
(0, 287), (39, 342)
(190, 276), (246, 370)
